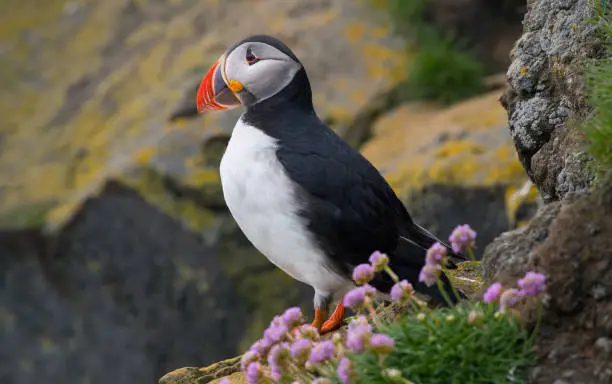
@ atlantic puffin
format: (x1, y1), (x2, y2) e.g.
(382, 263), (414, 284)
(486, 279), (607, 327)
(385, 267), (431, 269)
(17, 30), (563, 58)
(196, 35), (466, 334)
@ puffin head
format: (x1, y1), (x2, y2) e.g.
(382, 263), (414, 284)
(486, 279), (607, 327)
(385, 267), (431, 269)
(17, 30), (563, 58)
(196, 35), (307, 113)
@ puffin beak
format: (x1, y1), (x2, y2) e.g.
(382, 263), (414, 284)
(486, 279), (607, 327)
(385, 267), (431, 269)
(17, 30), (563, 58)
(196, 55), (241, 113)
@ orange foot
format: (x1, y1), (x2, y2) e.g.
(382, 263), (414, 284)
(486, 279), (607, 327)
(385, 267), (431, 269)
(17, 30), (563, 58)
(311, 307), (327, 332)
(320, 302), (345, 334)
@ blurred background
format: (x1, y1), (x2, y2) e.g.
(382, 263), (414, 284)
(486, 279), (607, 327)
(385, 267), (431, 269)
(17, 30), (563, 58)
(0, 0), (532, 383)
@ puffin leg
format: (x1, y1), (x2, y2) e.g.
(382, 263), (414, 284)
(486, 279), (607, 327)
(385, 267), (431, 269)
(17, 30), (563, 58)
(311, 291), (331, 332)
(320, 301), (345, 334)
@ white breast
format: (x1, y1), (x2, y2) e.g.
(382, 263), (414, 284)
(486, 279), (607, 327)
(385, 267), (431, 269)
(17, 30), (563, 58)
(219, 118), (348, 296)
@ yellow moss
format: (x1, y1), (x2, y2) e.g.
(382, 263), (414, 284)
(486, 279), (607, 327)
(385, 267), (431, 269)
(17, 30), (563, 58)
(343, 21), (368, 43)
(134, 148), (156, 165)
(505, 180), (539, 227)
(0, 0), (410, 232)
(434, 140), (486, 158)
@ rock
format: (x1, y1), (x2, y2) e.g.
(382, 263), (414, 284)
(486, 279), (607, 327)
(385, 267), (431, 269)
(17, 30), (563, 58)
(159, 356), (242, 384)
(0, 0), (408, 231)
(361, 90), (538, 256)
(482, 1), (612, 381)
(482, 185), (612, 383)
(500, 0), (603, 202)
(594, 337), (612, 355)
(0, 182), (256, 384)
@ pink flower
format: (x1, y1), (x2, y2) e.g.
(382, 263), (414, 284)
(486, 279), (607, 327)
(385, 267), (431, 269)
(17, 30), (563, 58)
(418, 264), (440, 286)
(368, 333), (395, 355)
(290, 338), (312, 365)
(483, 282), (503, 303)
(337, 357), (356, 384)
(346, 323), (373, 353)
(245, 362), (263, 384)
(499, 288), (520, 312)
(352, 263), (375, 285)
(425, 242), (447, 266)
(517, 271), (546, 297)
(281, 307), (303, 328)
(390, 280), (413, 303)
(449, 224), (477, 253)
(309, 341), (335, 365)
(369, 251), (389, 272)
(343, 284), (377, 309)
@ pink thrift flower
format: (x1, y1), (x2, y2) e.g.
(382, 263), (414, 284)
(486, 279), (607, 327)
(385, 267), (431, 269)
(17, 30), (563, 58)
(369, 251), (389, 272)
(337, 357), (356, 384)
(499, 288), (520, 312)
(309, 341), (335, 365)
(419, 264), (440, 286)
(368, 333), (395, 355)
(246, 362), (263, 384)
(449, 224), (477, 253)
(240, 350), (259, 372)
(290, 338), (312, 365)
(483, 282), (503, 303)
(281, 307), (303, 328)
(517, 271), (547, 297)
(346, 324), (373, 353)
(352, 263), (375, 285)
(343, 285), (376, 309)
(390, 280), (414, 303)
(425, 242), (448, 266)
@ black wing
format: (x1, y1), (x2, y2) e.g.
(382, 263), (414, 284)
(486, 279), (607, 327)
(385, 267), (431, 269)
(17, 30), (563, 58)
(274, 117), (414, 276)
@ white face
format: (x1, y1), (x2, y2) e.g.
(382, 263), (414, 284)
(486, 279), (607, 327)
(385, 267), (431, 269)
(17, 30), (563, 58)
(223, 41), (302, 106)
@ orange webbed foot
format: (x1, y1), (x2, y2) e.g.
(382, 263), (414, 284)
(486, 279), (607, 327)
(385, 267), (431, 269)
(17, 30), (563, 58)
(320, 302), (345, 334)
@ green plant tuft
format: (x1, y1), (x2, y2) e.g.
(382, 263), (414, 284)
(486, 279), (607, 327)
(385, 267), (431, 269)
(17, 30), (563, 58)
(582, 3), (612, 182)
(344, 304), (535, 384)
(382, 0), (486, 105)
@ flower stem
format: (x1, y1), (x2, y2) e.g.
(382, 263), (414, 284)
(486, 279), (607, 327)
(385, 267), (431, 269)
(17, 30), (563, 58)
(435, 276), (454, 307)
(365, 299), (381, 328)
(383, 265), (400, 283)
(526, 299), (543, 346)
(466, 246), (477, 264)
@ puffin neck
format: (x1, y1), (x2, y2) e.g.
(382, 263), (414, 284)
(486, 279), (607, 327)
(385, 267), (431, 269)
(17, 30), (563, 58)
(245, 68), (315, 117)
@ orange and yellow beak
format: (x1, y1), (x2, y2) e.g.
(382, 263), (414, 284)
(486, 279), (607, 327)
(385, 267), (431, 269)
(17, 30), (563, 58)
(196, 56), (241, 113)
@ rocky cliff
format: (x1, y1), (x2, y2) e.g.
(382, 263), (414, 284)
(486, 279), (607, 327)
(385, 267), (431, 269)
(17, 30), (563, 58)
(0, 1), (530, 384)
(483, 0), (612, 382)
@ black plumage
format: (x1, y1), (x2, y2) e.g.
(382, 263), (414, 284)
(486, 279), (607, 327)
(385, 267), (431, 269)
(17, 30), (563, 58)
(240, 40), (467, 304)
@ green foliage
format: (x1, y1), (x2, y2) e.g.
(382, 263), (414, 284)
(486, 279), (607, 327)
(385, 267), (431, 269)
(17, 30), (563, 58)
(382, 0), (486, 105)
(344, 304), (535, 384)
(582, 4), (612, 181)
(408, 39), (486, 105)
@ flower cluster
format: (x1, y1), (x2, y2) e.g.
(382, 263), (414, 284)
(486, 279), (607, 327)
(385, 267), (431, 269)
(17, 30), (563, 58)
(448, 224), (477, 254)
(239, 303), (396, 384)
(482, 271), (547, 312)
(344, 251), (418, 313)
(418, 242), (446, 287)
(230, 225), (549, 384)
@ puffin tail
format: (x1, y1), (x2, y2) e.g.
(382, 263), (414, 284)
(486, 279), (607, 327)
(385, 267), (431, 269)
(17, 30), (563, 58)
(403, 223), (469, 268)
(370, 227), (467, 306)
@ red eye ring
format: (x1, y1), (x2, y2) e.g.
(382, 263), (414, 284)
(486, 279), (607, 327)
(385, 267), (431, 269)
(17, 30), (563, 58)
(246, 47), (259, 65)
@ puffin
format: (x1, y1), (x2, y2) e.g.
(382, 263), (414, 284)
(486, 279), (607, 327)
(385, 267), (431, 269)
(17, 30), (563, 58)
(196, 35), (466, 334)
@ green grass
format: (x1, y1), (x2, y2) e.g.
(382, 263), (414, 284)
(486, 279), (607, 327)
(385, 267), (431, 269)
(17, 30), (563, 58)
(341, 303), (535, 384)
(582, 3), (612, 182)
(382, 0), (486, 105)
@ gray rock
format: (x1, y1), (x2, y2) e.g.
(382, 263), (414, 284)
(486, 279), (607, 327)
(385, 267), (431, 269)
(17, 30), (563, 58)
(500, 0), (601, 201)
(0, 182), (250, 384)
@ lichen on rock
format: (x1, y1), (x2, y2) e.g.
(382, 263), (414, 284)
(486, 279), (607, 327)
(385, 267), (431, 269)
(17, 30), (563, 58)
(500, 0), (603, 202)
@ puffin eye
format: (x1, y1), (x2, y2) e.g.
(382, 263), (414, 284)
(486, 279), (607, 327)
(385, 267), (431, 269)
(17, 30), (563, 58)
(246, 47), (259, 65)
